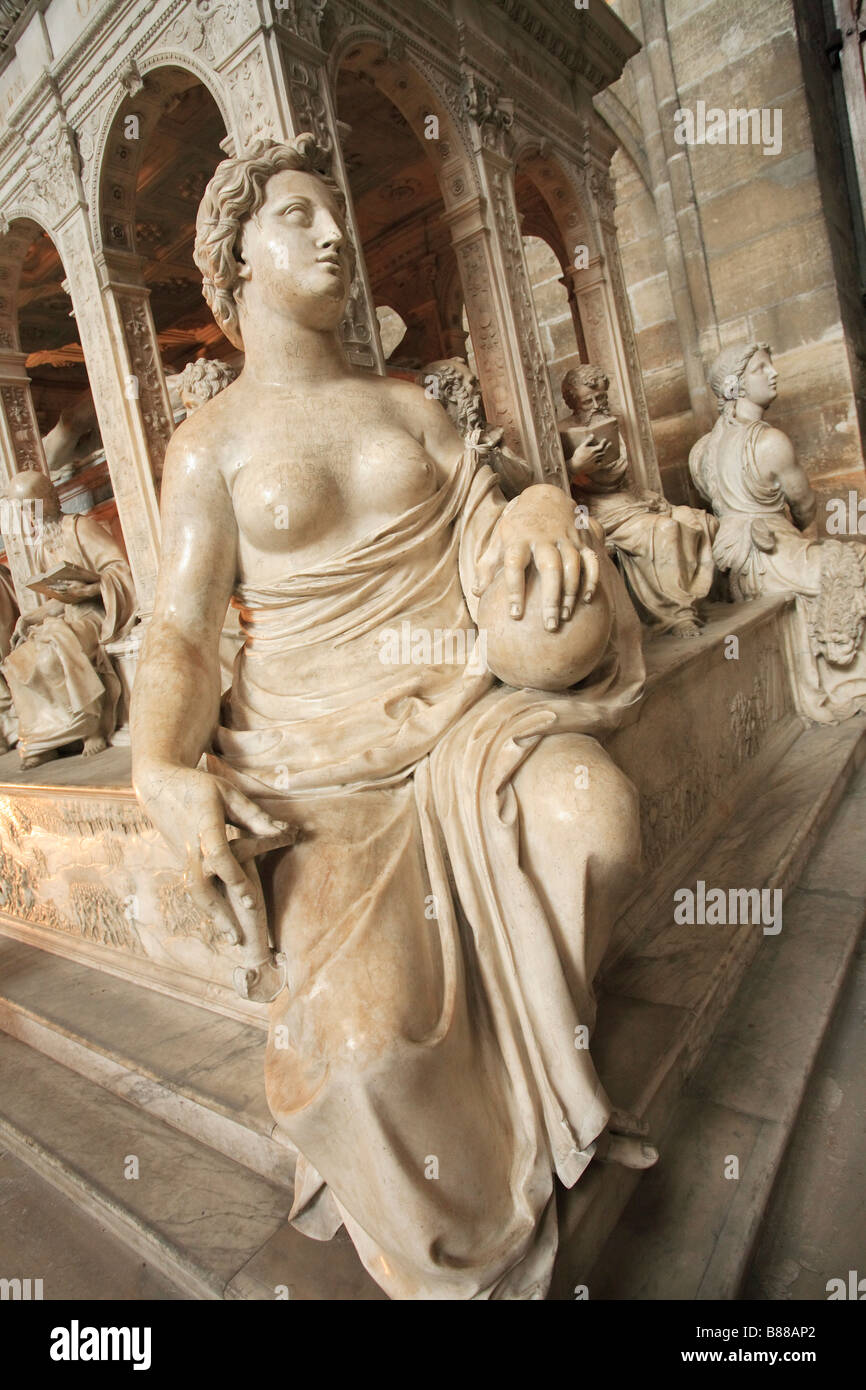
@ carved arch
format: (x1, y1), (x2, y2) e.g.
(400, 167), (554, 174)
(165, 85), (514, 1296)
(0, 212), (56, 354)
(90, 57), (232, 258)
(511, 137), (598, 263)
(327, 32), (479, 211)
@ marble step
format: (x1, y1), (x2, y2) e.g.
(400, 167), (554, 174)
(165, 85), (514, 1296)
(586, 750), (866, 1300)
(0, 1145), (182, 1301)
(0, 937), (292, 1188)
(549, 714), (866, 1298)
(0, 1031), (297, 1299)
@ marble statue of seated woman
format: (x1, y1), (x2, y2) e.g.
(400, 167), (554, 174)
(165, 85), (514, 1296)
(561, 365), (717, 638)
(131, 136), (656, 1302)
(1, 470), (137, 768)
(689, 342), (866, 724)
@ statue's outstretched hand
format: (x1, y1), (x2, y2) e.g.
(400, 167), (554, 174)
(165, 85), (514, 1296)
(473, 483), (601, 632)
(134, 762), (293, 947)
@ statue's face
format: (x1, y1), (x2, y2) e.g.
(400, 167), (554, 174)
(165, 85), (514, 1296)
(741, 349), (778, 408)
(237, 170), (350, 329)
(572, 380), (608, 421)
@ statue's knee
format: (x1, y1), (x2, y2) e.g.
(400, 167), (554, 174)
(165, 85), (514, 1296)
(521, 735), (638, 843)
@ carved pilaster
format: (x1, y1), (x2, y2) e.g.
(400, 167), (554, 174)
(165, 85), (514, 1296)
(579, 155), (661, 492)
(113, 286), (174, 488)
(57, 220), (161, 613)
(454, 74), (567, 485)
(0, 353), (47, 613)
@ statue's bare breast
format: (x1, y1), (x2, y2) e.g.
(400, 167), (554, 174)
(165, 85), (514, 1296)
(213, 382), (440, 582)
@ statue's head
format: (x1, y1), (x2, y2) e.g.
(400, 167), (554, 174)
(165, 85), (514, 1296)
(423, 358), (484, 434)
(4, 469), (61, 518)
(194, 135), (353, 349)
(178, 358), (238, 414)
(708, 342), (776, 419)
(562, 365), (610, 423)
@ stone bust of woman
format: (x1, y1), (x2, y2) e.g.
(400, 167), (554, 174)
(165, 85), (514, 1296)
(690, 342), (866, 723)
(131, 135), (653, 1301)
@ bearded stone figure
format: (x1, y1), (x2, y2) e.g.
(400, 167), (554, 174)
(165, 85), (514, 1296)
(1, 471), (137, 768)
(131, 136), (656, 1302)
(690, 343), (866, 724)
(561, 365), (717, 637)
(421, 356), (534, 497)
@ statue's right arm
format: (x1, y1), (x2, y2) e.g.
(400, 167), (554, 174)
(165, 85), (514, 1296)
(757, 428), (816, 530)
(131, 426), (289, 937)
(132, 425), (235, 774)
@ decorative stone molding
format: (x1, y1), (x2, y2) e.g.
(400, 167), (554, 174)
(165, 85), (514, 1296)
(487, 164), (564, 482)
(165, 0), (257, 66)
(0, 383), (42, 473)
(115, 290), (174, 484)
(226, 47), (280, 146)
(21, 122), (82, 228)
(459, 71), (514, 157)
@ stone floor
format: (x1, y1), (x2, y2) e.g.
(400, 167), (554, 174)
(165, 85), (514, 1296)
(744, 931), (866, 1301)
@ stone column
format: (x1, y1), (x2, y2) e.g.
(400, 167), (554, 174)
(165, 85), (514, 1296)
(58, 216), (163, 614)
(450, 77), (567, 487)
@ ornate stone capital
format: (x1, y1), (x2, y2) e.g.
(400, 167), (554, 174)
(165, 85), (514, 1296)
(22, 122), (82, 227)
(459, 72), (514, 157)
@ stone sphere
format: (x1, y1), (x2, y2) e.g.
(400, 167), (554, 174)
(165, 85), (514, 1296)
(478, 565), (613, 691)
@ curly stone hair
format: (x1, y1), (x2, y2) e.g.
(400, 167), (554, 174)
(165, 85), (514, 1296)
(193, 134), (350, 350)
(707, 341), (771, 420)
(561, 364), (609, 416)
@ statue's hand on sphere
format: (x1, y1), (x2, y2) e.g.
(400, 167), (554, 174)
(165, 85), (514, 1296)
(473, 483), (601, 632)
(134, 762), (292, 948)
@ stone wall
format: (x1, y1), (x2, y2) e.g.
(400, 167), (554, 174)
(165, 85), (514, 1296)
(606, 0), (866, 512)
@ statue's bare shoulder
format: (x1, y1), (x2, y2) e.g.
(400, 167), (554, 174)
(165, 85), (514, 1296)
(375, 372), (465, 480)
(752, 421), (797, 483)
